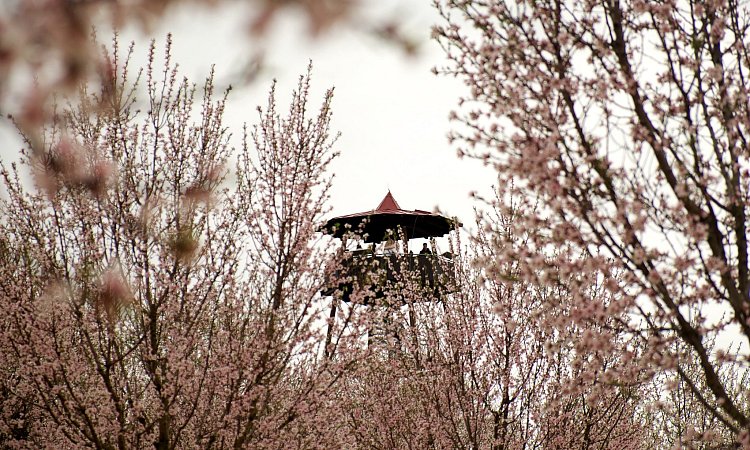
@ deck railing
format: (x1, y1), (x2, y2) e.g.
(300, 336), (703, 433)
(323, 251), (455, 302)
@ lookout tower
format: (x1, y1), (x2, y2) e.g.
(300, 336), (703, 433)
(321, 191), (461, 304)
(320, 191), (461, 357)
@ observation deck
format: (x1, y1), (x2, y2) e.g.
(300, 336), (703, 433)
(322, 251), (455, 304)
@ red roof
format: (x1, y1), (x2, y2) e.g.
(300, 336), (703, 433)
(369, 192), (440, 218)
(376, 191), (401, 211)
(334, 191), (438, 219)
(322, 191), (461, 242)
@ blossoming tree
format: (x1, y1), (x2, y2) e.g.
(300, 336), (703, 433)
(435, 0), (750, 446)
(0, 38), (346, 449)
(0, 0), (408, 164)
(322, 197), (648, 449)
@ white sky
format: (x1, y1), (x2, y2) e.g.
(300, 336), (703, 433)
(0, 1), (496, 238)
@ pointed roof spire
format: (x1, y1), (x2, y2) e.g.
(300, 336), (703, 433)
(375, 191), (401, 212)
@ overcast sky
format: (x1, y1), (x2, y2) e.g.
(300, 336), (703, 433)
(0, 1), (496, 242)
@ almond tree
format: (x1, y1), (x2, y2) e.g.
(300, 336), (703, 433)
(472, 199), (646, 450)
(639, 337), (743, 448)
(0, 0), (407, 164)
(0, 37), (345, 449)
(435, 0), (750, 446)
(326, 199), (646, 449)
(0, 0), (356, 115)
